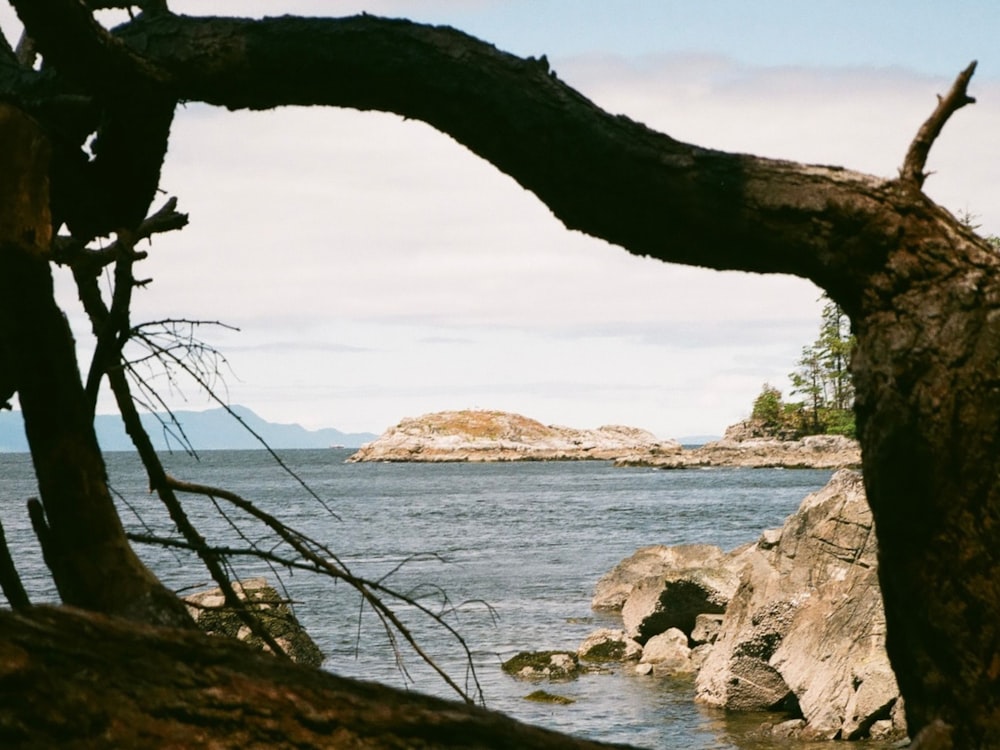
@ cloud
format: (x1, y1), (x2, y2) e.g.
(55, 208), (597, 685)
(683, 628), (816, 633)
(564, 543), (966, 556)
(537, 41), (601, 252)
(6, 5), (993, 436)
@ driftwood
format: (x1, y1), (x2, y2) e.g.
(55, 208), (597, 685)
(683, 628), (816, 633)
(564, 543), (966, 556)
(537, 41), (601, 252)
(0, 606), (638, 749)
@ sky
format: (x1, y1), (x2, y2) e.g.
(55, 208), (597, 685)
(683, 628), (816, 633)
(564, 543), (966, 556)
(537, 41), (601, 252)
(3, 2), (1000, 439)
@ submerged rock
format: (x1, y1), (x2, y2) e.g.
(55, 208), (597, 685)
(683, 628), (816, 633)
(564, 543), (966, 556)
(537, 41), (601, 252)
(184, 577), (323, 667)
(347, 409), (678, 462)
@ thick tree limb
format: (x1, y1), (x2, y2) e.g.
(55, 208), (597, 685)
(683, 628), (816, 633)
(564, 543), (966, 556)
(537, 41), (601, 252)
(108, 13), (900, 308)
(0, 606), (638, 750)
(11, 0), (169, 94)
(900, 61), (977, 188)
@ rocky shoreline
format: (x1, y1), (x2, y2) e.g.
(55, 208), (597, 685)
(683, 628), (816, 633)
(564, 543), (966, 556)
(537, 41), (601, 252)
(507, 470), (906, 743)
(615, 433), (861, 470)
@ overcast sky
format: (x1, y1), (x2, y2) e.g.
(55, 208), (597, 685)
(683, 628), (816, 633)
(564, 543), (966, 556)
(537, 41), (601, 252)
(5, 2), (1000, 439)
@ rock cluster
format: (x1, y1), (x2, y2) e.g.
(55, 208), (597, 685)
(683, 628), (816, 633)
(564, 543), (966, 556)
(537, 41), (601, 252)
(185, 578), (324, 667)
(615, 433), (860, 469)
(348, 409), (677, 462)
(584, 470), (906, 742)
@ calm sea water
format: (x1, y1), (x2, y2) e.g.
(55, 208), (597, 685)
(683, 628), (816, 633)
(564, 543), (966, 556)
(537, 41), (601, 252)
(1, 450), (839, 749)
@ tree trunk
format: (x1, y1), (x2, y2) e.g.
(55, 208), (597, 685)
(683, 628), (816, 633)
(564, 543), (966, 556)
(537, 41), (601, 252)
(0, 606), (637, 750)
(852, 193), (1000, 747)
(0, 103), (191, 628)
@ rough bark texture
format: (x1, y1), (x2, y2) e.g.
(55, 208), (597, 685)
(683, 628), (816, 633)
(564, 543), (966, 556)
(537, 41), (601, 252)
(0, 606), (638, 750)
(0, 6), (998, 747)
(853, 204), (1000, 747)
(0, 104), (192, 629)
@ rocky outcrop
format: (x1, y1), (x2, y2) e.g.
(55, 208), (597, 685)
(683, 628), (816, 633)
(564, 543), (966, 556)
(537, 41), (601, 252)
(347, 410), (678, 462)
(502, 650), (581, 680)
(591, 543), (731, 611)
(576, 629), (642, 663)
(621, 566), (739, 644)
(590, 470), (907, 742)
(696, 470), (904, 740)
(185, 578), (324, 667)
(615, 433), (860, 469)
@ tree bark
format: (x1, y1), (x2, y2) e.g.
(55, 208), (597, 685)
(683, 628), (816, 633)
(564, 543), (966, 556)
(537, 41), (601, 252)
(0, 606), (638, 750)
(0, 103), (192, 628)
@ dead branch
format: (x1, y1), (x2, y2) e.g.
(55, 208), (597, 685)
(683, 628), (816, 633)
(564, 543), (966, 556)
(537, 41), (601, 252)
(54, 196), (188, 272)
(0, 516), (30, 609)
(900, 61), (977, 189)
(164, 474), (487, 705)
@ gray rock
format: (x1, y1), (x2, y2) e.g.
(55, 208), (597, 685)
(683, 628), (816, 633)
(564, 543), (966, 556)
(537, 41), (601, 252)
(591, 543), (727, 611)
(184, 578), (323, 667)
(639, 628), (694, 675)
(501, 651), (580, 681)
(622, 566), (739, 643)
(576, 628), (642, 662)
(615, 430), (860, 469)
(690, 613), (724, 645)
(695, 470), (906, 740)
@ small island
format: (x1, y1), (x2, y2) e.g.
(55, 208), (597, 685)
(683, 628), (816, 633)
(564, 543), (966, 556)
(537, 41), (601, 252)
(346, 409), (678, 462)
(614, 419), (861, 469)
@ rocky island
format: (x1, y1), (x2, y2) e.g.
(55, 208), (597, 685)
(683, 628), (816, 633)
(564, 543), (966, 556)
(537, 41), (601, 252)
(347, 409), (676, 462)
(615, 419), (861, 470)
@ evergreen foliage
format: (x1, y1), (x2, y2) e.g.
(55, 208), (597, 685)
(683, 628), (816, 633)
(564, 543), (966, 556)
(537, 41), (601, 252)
(750, 295), (856, 438)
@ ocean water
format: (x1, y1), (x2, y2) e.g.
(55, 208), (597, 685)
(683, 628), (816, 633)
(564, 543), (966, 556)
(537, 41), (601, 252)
(1, 450), (862, 748)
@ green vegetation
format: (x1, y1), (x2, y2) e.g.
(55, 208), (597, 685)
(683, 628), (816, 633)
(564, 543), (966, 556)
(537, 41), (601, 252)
(751, 295), (856, 439)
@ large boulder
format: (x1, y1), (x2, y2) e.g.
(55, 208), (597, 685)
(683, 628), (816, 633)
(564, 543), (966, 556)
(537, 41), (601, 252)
(694, 470), (906, 741)
(185, 577), (324, 667)
(637, 628), (695, 676)
(576, 628), (642, 662)
(591, 543), (728, 611)
(621, 566), (739, 644)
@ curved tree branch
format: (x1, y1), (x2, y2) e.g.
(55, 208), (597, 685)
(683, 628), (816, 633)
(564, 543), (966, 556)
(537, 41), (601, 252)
(107, 13), (904, 308)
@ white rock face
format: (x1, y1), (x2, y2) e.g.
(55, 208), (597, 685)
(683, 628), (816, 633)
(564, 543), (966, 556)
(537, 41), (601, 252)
(591, 543), (729, 611)
(592, 469), (907, 742)
(616, 433), (860, 469)
(347, 410), (679, 462)
(694, 470), (906, 741)
(621, 566), (739, 644)
(639, 628), (695, 675)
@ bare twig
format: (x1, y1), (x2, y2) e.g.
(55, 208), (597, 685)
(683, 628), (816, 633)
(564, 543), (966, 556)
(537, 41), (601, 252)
(164, 474), (486, 705)
(0, 516), (30, 609)
(900, 61), (977, 189)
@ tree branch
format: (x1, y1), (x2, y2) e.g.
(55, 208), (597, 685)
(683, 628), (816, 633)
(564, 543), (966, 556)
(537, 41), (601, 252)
(0, 515), (30, 610)
(900, 61), (977, 189)
(11, 0), (170, 94)
(112, 13), (898, 302)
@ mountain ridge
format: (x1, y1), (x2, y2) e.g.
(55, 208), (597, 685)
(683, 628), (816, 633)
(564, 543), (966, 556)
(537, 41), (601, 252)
(0, 406), (376, 452)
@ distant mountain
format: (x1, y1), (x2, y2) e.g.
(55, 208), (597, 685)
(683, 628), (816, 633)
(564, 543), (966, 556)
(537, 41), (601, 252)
(0, 406), (377, 453)
(676, 435), (721, 446)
